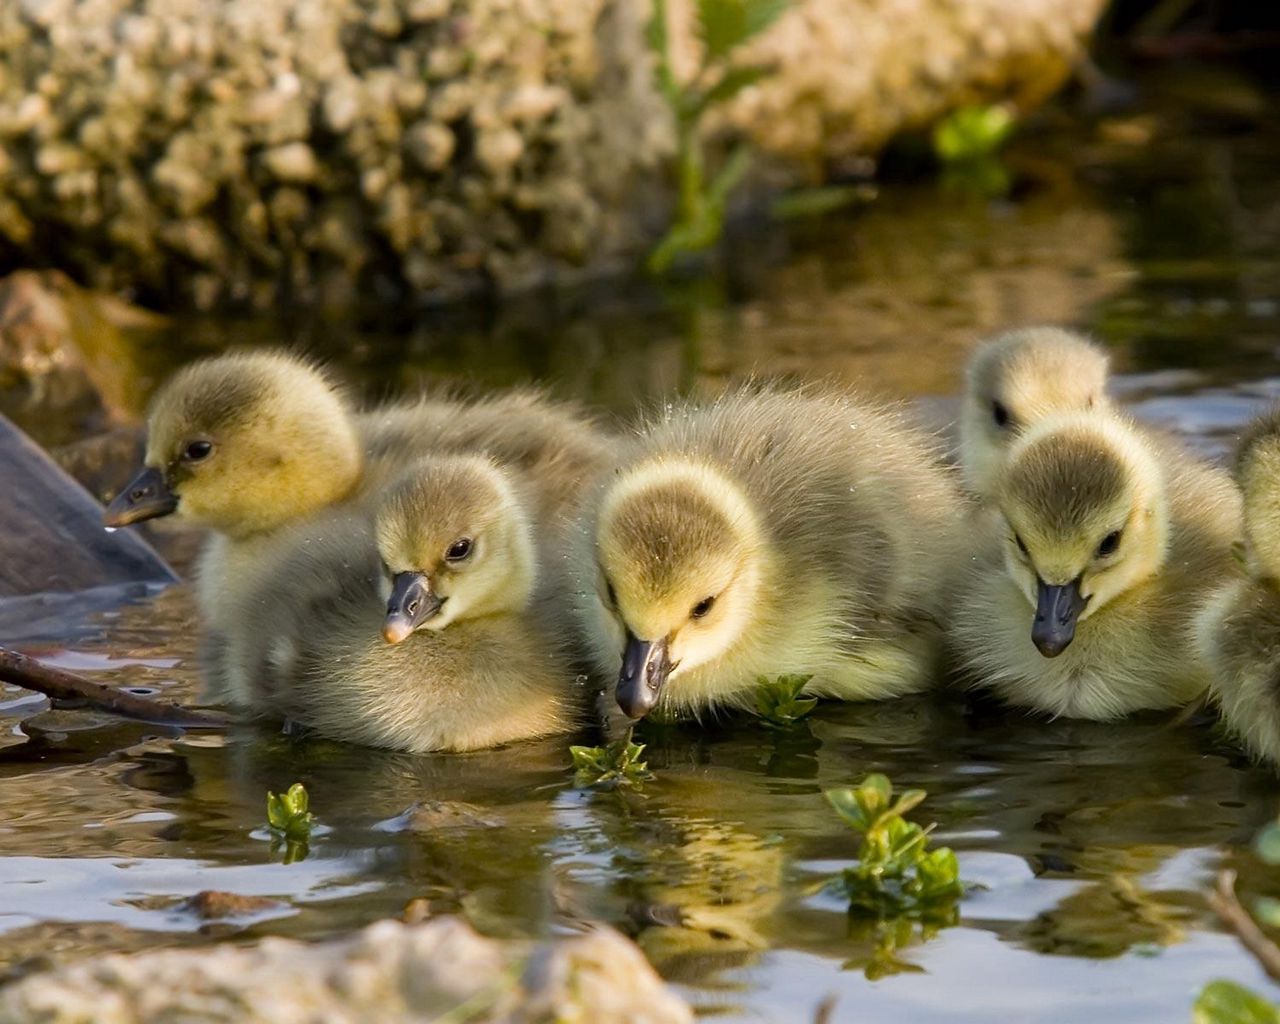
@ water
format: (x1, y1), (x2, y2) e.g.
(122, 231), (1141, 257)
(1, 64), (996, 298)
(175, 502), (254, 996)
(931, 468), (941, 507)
(4, 70), (1280, 1020)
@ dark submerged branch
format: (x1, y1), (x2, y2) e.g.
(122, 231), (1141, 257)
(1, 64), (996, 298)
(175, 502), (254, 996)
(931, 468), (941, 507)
(0, 646), (230, 729)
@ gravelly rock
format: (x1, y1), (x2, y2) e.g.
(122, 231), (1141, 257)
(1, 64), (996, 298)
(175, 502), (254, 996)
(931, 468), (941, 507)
(0, 0), (1103, 309)
(0, 917), (693, 1023)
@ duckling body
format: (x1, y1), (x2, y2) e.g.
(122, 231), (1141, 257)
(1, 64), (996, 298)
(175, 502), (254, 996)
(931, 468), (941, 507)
(1195, 410), (1280, 764)
(223, 455), (576, 752)
(960, 327), (1111, 500)
(102, 352), (612, 697)
(953, 411), (1240, 719)
(571, 385), (967, 721)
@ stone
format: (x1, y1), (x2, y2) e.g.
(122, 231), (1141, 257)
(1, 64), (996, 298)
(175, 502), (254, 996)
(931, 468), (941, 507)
(0, 917), (693, 1024)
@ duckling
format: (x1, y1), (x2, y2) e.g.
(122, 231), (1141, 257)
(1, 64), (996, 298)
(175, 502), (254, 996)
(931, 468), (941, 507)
(952, 410), (1240, 719)
(1194, 409), (1280, 765)
(225, 454), (576, 752)
(960, 327), (1111, 499)
(569, 385), (967, 722)
(102, 352), (612, 688)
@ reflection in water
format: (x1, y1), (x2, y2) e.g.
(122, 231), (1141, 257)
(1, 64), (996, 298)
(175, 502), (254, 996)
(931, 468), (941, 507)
(6, 72), (1280, 1023)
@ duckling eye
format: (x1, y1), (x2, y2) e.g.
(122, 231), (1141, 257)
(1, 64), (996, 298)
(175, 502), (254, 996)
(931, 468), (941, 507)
(445, 537), (473, 562)
(182, 440), (214, 463)
(690, 596), (716, 620)
(992, 401), (1012, 429)
(1014, 534), (1029, 556)
(605, 579), (617, 607)
(1096, 530), (1122, 558)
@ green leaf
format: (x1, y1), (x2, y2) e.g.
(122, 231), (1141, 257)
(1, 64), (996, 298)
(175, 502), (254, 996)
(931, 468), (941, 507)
(1256, 897), (1280, 930)
(826, 787), (871, 831)
(684, 65), (768, 119)
(932, 104), (1016, 163)
(1194, 980), (1280, 1024)
(695, 0), (788, 62)
(771, 184), (871, 220)
(266, 782), (314, 844)
(755, 673), (817, 726)
(1256, 822), (1280, 865)
(570, 735), (650, 786)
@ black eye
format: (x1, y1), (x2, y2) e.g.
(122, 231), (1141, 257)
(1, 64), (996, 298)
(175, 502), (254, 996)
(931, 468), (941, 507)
(446, 538), (473, 562)
(605, 579), (617, 607)
(1014, 534), (1029, 556)
(691, 596), (716, 619)
(1096, 530), (1122, 558)
(992, 401), (1011, 429)
(183, 440), (213, 462)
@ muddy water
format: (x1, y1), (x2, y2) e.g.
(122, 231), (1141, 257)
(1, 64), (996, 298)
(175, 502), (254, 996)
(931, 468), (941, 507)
(5, 75), (1280, 1021)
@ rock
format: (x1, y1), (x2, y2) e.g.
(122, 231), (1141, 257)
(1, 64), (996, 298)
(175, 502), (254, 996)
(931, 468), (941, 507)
(0, 271), (167, 448)
(182, 891), (285, 920)
(0, 1), (1103, 309)
(0, 917), (693, 1024)
(0, 412), (175, 598)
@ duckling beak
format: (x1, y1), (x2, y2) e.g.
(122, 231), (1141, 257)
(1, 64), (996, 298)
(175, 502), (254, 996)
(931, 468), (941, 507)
(617, 632), (672, 719)
(383, 572), (444, 643)
(103, 466), (178, 527)
(1032, 577), (1088, 658)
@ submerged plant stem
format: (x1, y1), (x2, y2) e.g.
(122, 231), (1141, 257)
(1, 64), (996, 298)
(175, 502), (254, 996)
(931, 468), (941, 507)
(0, 646), (230, 728)
(1209, 869), (1280, 983)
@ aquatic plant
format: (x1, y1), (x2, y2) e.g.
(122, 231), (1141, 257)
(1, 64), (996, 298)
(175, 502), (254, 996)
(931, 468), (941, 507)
(1195, 980), (1280, 1024)
(570, 733), (651, 786)
(932, 103), (1016, 197)
(267, 782), (314, 863)
(755, 673), (817, 727)
(646, 0), (789, 273)
(825, 774), (964, 920)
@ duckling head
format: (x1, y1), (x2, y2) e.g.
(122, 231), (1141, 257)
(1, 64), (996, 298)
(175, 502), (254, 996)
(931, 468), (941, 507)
(376, 455), (536, 642)
(592, 458), (769, 719)
(1237, 408), (1280, 581)
(103, 352), (361, 538)
(996, 412), (1168, 658)
(962, 327), (1110, 496)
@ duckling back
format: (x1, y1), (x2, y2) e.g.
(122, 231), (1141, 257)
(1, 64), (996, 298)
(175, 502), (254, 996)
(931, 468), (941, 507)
(953, 410), (1239, 719)
(572, 384), (969, 718)
(1195, 409), (1280, 764)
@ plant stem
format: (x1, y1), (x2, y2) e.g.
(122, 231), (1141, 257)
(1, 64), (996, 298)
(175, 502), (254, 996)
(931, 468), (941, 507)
(1210, 869), (1280, 983)
(0, 646), (230, 729)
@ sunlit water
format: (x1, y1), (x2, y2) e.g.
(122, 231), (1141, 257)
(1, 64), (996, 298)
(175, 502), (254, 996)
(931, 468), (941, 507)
(4, 75), (1280, 1021)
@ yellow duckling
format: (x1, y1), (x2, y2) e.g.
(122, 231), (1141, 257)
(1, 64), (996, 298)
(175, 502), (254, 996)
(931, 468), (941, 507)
(960, 327), (1111, 499)
(102, 351), (611, 657)
(952, 410), (1240, 719)
(570, 385), (967, 721)
(1194, 409), (1280, 765)
(226, 454), (576, 752)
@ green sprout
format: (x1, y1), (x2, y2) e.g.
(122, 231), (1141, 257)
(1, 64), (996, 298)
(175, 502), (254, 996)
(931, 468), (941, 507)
(755, 673), (817, 727)
(826, 774), (964, 920)
(1194, 980), (1280, 1024)
(646, 0), (789, 273)
(570, 733), (651, 787)
(266, 782), (314, 862)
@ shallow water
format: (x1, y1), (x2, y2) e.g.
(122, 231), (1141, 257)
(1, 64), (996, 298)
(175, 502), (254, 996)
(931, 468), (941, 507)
(5, 72), (1280, 1021)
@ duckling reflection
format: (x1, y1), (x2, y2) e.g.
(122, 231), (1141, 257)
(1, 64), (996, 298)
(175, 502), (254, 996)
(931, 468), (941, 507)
(960, 327), (1111, 500)
(1196, 409), (1280, 766)
(223, 454), (578, 752)
(571, 385), (967, 723)
(951, 410), (1240, 719)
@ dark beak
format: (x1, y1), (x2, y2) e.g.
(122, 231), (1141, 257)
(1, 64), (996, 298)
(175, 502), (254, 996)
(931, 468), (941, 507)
(103, 466), (178, 527)
(616, 632), (672, 719)
(383, 572), (444, 644)
(1032, 577), (1088, 658)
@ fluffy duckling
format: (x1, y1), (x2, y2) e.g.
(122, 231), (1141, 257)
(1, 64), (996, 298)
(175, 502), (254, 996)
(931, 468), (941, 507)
(225, 454), (575, 751)
(952, 410), (1240, 719)
(570, 385), (967, 722)
(102, 351), (611, 655)
(960, 327), (1111, 499)
(1194, 410), (1280, 765)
